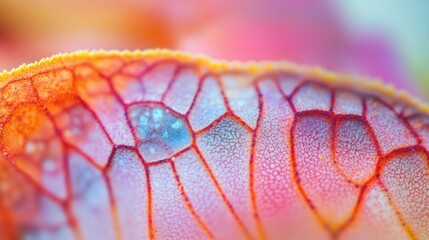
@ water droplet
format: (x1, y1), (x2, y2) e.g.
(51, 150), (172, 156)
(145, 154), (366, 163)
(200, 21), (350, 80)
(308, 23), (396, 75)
(152, 108), (163, 122)
(129, 103), (192, 162)
(171, 120), (182, 129)
(139, 115), (148, 125)
(162, 131), (169, 138)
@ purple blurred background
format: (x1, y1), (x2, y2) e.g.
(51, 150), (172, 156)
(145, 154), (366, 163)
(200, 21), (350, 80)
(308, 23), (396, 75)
(0, 0), (428, 98)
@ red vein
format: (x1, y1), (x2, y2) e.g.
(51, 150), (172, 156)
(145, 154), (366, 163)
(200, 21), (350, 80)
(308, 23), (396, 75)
(185, 74), (209, 117)
(289, 112), (334, 236)
(146, 146), (192, 167)
(63, 147), (83, 240)
(361, 97), (416, 239)
(103, 148), (124, 240)
(169, 160), (215, 239)
(3, 58), (429, 240)
(132, 150), (155, 240)
(249, 81), (266, 239)
(193, 145), (253, 239)
(28, 75), (84, 239)
(377, 181), (416, 239)
(160, 65), (182, 102)
(330, 116), (365, 185)
(103, 174), (123, 240)
(214, 74), (233, 112)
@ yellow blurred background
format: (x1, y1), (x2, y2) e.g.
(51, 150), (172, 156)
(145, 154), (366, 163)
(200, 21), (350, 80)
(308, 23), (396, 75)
(0, 0), (428, 98)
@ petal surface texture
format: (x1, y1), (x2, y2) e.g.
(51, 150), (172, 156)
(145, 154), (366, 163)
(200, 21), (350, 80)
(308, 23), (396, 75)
(0, 50), (428, 240)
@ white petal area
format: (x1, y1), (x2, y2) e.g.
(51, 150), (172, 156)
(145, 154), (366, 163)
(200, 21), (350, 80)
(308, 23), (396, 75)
(292, 82), (331, 112)
(278, 74), (302, 96)
(255, 79), (329, 240)
(140, 63), (176, 101)
(189, 76), (226, 131)
(334, 91), (363, 116)
(221, 74), (259, 128)
(164, 68), (199, 114)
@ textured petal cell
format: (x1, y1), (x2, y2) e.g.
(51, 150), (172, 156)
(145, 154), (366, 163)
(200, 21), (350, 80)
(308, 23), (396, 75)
(0, 50), (428, 240)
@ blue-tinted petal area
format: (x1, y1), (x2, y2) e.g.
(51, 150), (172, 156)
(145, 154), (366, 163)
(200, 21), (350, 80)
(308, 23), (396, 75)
(128, 103), (192, 162)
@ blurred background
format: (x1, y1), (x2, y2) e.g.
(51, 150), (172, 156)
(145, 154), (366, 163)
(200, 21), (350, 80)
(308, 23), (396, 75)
(0, 0), (428, 99)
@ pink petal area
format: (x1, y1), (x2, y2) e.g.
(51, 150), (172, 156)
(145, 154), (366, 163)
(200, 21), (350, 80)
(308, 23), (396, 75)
(174, 149), (246, 239)
(90, 95), (135, 146)
(56, 105), (113, 167)
(179, 10), (342, 66)
(1, 53), (428, 239)
(151, 163), (208, 239)
(365, 97), (417, 154)
(293, 113), (360, 231)
(196, 116), (255, 237)
(341, 183), (409, 240)
(74, 65), (134, 146)
(334, 118), (377, 184)
(408, 115), (429, 150)
(380, 150), (429, 239)
(254, 79), (329, 239)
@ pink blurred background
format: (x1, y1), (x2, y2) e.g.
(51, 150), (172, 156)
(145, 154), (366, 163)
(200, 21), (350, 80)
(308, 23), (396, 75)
(0, 0), (428, 98)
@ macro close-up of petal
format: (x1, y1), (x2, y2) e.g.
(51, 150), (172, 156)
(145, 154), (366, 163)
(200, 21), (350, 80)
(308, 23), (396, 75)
(0, 50), (428, 240)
